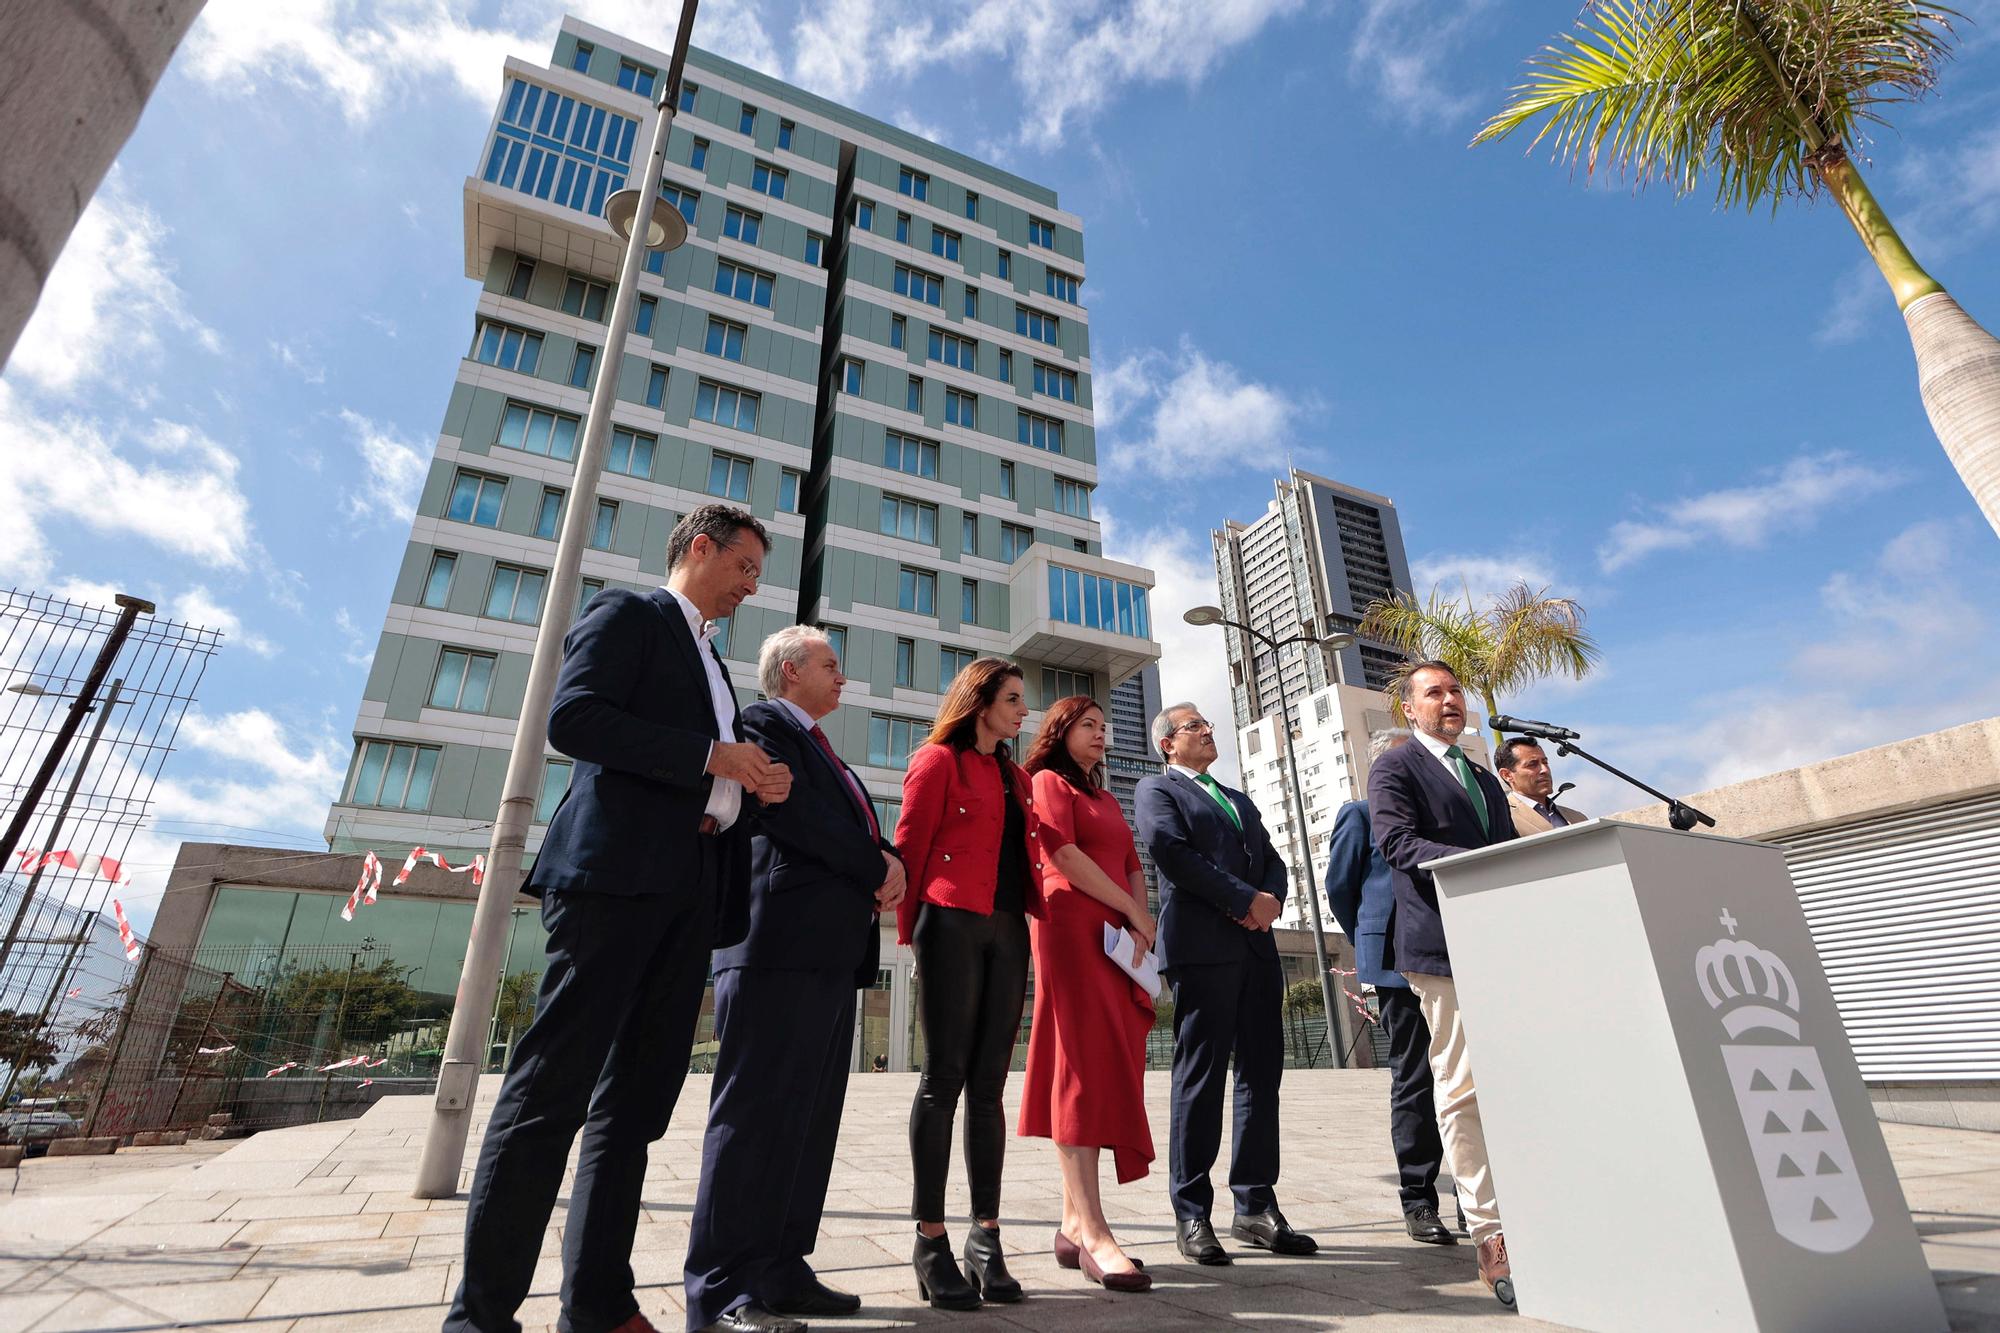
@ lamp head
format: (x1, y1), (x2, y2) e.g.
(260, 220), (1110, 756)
(605, 189), (690, 251)
(1321, 632), (1357, 650)
(1182, 605), (1225, 628)
(6, 682), (47, 696)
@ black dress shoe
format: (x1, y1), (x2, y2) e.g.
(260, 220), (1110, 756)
(1231, 1209), (1318, 1255)
(1176, 1217), (1231, 1266)
(765, 1275), (861, 1317)
(695, 1305), (805, 1333)
(1403, 1204), (1456, 1246)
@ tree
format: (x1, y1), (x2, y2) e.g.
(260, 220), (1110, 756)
(268, 959), (424, 1049)
(1360, 582), (1600, 743)
(1473, 1), (2000, 537)
(0, 1009), (59, 1079)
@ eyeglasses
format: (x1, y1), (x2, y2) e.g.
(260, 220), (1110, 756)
(714, 537), (763, 586)
(1169, 719), (1215, 736)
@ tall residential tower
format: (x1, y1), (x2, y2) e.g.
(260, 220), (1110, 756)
(301, 17), (1156, 1070)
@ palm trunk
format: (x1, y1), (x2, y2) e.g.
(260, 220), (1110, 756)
(1817, 149), (2000, 538)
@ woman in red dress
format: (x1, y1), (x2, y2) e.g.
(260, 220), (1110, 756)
(1018, 695), (1158, 1293)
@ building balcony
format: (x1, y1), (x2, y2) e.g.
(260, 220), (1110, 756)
(461, 61), (647, 285)
(1004, 546), (1160, 688)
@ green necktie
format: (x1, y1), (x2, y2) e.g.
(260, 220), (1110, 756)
(1195, 773), (1243, 831)
(1446, 745), (1490, 836)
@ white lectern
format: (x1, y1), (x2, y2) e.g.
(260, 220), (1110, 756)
(1426, 819), (1943, 1333)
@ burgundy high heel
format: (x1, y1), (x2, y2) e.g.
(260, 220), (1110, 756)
(1055, 1231), (1143, 1271)
(1079, 1245), (1152, 1293)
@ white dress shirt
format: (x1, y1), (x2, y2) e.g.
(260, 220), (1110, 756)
(663, 586), (742, 831)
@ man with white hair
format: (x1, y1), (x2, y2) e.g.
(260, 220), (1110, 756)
(683, 626), (906, 1333)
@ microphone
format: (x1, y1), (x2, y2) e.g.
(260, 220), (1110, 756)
(1490, 715), (1580, 742)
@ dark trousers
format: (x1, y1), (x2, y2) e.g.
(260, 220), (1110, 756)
(908, 903), (1029, 1221)
(683, 966), (857, 1328)
(1166, 955), (1282, 1221)
(1378, 983), (1444, 1212)
(442, 883), (714, 1333)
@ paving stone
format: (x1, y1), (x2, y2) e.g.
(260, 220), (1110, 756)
(29, 1276), (275, 1331)
(5, 1071), (1993, 1331)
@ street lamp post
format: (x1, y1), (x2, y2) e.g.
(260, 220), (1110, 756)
(412, 2), (699, 1200)
(1183, 605), (1354, 1065)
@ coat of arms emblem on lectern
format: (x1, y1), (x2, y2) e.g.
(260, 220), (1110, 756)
(1697, 911), (1873, 1254)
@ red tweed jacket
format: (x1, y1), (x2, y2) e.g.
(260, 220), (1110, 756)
(893, 742), (1066, 944)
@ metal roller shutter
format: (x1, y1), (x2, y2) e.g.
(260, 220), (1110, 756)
(1778, 790), (2000, 1082)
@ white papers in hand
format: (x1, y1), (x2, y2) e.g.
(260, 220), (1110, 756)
(1102, 922), (1162, 999)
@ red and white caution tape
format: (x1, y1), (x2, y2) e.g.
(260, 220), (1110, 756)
(112, 899), (140, 961)
(13, 848), (130, 884)
(394, 846), (485, 887)
(318, 1054), (370, 1071)
(365, 1057), (387, 1067)
(197, 1044), (235, 1055)
(263, 1062), (299, 1078)
(341, 851), (383, 922)
(65, 986), (81, 999)
(359, 1078), (373, 1088)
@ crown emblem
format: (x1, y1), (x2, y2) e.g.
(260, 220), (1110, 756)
(1697, 928), (1801, 1040)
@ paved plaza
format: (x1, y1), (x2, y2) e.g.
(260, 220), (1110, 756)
(4, 1071), (1999, 1331)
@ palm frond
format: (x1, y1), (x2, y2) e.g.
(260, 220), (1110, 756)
(1473, 0), (1958, 209)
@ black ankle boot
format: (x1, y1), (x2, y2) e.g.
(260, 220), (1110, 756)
(963, 1223), (1024, 1303)
(914, 1228), (982, 1310)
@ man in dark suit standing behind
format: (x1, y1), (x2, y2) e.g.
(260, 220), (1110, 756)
(683, 626), (907, 1332)
(1136, 702), (1318, 1267)
(1323, 728), (1453, 1247)
(1366, 661), (1518, 1308)
(445, 505), (791, 1333)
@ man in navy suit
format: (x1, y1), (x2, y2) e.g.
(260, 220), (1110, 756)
(1366, 661), (1519, 1308)
(1324, 728), (1452, 1246)
(1136, 702), (1318, 1267)
(683, 626), (906, 1333)
(445, 505), (792, 1333)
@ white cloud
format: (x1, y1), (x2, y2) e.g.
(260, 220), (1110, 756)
(172, 587), (281, 659)
(1099, 511), (1240, 784)
(812, 0), (1304, 148)
(791, 0), (879, 101)
(1096, 337), (1307, 481)
(1348, 0), (1496, 126)
(182, 0), (784, 122)
(153, 708), (348, 833)
(340, 409), (431, 525)
(271, 338), (327, 385)
(7, 171), (219, 395)
(889, 105), (951, 147)
(1598, 451), (1894, 573)
(1409, 550), (1560, 609)
(0, 383), (256, 582)
(334, 608), (375, 668)
(1576, 519), (1998, 813)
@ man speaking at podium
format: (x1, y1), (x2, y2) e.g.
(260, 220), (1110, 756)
(1367, 661), (1519, 1308)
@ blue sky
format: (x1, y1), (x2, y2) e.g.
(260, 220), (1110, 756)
(6, 0), (2000, 928)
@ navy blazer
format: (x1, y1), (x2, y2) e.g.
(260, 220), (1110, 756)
(716, 700), (895, 983)
(1323, 800), (1405, 991)
(1135, 769), (1286, 970)
(525, 587), (751, 947)
(1366, 738), (1517, 978)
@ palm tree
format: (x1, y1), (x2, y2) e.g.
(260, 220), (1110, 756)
(1359, 582), (1600, 745)
(1472, 2), (2000, 538)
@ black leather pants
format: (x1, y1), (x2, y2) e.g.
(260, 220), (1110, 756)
(908, 902), (1030, 1221)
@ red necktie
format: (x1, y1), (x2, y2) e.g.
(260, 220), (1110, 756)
(809, 723), (879, 837)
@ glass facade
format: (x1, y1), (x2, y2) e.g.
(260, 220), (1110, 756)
(481, 78), (637, 217)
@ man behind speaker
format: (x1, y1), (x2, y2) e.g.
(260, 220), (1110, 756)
(1497, 737), (1586, 837)
(1366, 661), (1519, 1309)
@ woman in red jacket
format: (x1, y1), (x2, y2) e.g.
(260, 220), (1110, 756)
(1018, 695), (1158, 1293)
(895, 657), (1062, 1311)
